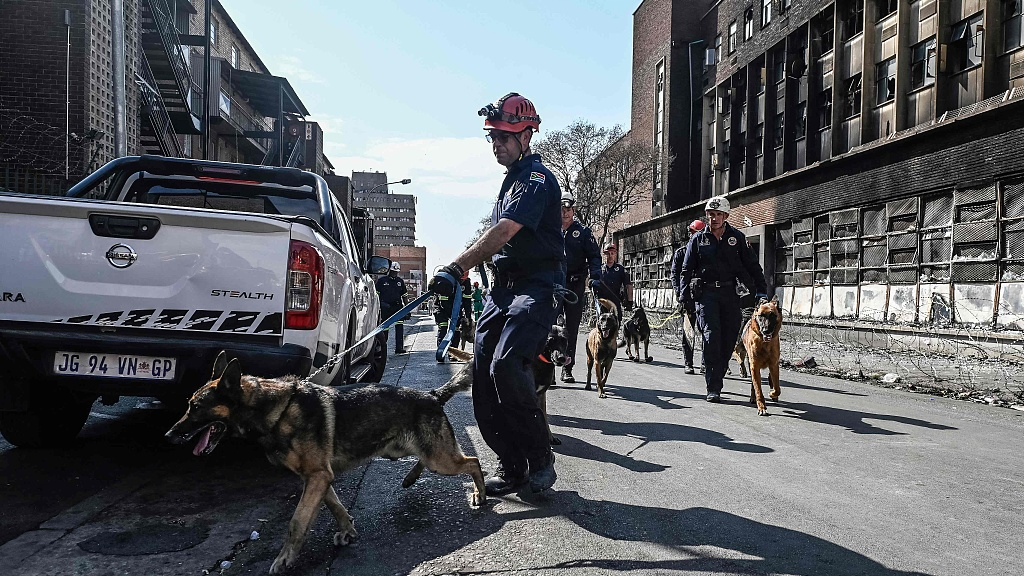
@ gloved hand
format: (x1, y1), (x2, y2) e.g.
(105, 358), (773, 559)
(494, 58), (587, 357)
(589, 279), (601, 289)
(755, 293), (768, 303)
(428, 263), (465, 298)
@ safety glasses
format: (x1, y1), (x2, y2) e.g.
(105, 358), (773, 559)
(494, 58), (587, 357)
(485, 130), (518, 144)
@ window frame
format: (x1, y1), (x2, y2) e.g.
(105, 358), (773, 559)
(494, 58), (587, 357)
(762, 0), (773, 27)
(875, 57), (896, 104)
(842, 74), (863, 119)
(1004, 0), (1024, 53)
(744, 6), (756, 40)
(729, 20), (739, 54)
(910, 38), (937, 90)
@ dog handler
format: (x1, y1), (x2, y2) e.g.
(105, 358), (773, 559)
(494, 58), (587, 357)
(595, 243), (634, 318)
(375, 261), (409, 354)
(559, 191), (601, 383)
(670, 219), (705, 373)
(680, 196), (767, 402)
(428, 92), (562, 495)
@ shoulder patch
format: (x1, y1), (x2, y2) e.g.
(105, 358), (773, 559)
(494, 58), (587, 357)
(728, 236), (738, 246)
(529, 171), (546, 184)
(572, 230), (580, 238)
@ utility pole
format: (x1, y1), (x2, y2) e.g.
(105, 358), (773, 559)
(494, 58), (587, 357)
(111, 0), (127, 157)
(202, 0), (213, 159)
(65, 9), (72, 179)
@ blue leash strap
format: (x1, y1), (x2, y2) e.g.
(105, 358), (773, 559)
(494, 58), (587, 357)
(338, 290), (433, 358)
(436, 272), (464, 362)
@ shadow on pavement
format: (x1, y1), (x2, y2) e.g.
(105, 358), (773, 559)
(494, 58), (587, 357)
(771, 399), (959, 435)
(550, 414), (774, 454)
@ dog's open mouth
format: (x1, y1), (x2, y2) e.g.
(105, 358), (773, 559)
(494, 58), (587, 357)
(601, 328), (612, 339)
(191, 422), (227, 456)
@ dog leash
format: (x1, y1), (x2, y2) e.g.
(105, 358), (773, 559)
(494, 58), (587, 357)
(435, 272), (465, 363)
(303, 290), (436, 383)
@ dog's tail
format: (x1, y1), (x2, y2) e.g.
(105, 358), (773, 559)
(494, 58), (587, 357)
(431, 349), (474, 404)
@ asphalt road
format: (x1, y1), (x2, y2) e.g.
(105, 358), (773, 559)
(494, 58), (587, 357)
(1, 314), (1022, 576)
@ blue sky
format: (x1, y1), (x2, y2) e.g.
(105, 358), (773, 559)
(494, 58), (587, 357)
(222, 0), (636, 273)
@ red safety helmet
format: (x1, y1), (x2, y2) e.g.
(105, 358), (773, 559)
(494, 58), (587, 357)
(603, 242), (617, 253)
(688, 219), (706, 232)
(479, 92), (541, 133)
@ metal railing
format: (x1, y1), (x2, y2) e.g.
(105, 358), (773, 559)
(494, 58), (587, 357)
(142, 0), (195, 112)
(137, 58), (184, 157)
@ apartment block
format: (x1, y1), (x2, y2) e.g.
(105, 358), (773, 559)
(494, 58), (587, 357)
(352, 171), (418, 247)
(617, 0), (1024, 332)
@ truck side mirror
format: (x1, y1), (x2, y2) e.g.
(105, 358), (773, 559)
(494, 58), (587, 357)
(367, 255), (391, 275)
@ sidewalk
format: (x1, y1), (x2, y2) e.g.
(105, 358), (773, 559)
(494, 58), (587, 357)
(642, 309), (1024, 411)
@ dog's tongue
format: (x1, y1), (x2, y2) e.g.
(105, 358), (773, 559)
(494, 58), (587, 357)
(192, 426), (212, 456)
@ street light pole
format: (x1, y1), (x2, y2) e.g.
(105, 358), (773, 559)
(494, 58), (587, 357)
(364, 178), (412, 194)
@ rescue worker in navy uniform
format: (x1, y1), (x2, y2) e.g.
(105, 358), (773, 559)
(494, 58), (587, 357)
(559, 191), (601, 383)
(375, 261), (409, 354)
(594, 243), (634, 318)
(670, 219), (706, 374)
(428, 92), (562, 495)
(680, 196), (768, 402)
(433, 274), (473, 360)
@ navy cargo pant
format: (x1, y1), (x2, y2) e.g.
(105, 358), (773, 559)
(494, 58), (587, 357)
(695, 287), (742, 394)
(473, 275), (556, 477)
(561, 276), (586, 369)
(381, 302), (405, 352)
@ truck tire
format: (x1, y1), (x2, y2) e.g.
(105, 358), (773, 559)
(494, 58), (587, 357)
(365, 332), (388, 383)
(0, 386), (94, 448)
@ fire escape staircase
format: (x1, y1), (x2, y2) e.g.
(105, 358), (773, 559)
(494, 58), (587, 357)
(140, 0), (202, 139)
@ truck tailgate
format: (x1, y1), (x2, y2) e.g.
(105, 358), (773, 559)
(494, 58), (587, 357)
(1, 194), (290, 336)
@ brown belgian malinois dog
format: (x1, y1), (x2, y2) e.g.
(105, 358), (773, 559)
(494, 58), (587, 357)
(586, 298), (620, 399)
(736, 295), (783, 415)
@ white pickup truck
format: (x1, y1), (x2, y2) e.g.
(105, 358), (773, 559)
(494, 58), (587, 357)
(0, 155), (390, 447)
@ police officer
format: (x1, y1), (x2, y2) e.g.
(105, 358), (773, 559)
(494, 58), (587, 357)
(559, 191), (601, 383)
(680, 196), (767, 402)
(594, 243), (634, 318)
(427, 92), (561, 495)
(375, 261), (409, 354)
(670, 219), (705, 374)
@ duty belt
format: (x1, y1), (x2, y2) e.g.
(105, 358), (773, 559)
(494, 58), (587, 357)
(706, 280), (735, 288)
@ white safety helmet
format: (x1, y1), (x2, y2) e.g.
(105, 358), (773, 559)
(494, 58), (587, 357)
(704, 196), (731, 214)
(390, 261), (401, 272)
(561, 191), (575, 207)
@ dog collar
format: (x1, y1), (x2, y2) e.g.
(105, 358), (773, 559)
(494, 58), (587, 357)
(537, 353), (552, 364)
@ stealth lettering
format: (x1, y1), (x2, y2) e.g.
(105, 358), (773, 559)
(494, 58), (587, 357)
(211, 290), (274, 300)
(2, 292), (26, 302)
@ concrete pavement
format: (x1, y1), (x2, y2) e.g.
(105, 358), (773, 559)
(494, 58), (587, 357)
(2, 314), (1022, 575)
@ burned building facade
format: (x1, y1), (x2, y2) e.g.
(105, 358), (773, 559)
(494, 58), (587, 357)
(619, 0), (1024, 333)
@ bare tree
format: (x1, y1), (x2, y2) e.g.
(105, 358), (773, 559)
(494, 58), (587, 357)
(534, 120), (660, 247)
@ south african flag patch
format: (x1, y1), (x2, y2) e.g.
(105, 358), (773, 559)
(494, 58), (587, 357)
(529, 171), (546, 184)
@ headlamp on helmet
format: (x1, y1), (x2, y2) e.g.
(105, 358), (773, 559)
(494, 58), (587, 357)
(479, 92), (541, 132)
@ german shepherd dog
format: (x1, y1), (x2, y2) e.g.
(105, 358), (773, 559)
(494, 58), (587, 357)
(735, 296), (783, 416)
(586, 298), (620, 399)
(619, 306), (653, 363)
(165, 352), (484, 574)
(533, 323), (571, 445)
(458, 314), (475, 351)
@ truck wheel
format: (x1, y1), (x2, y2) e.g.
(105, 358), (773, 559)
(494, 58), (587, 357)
(330, 324), (355, 387)
(0, 387), (94, 448)
(365, 332), (388, 383)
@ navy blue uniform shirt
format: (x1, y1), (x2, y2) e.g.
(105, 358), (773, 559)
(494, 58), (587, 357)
(375, 274), (407, 306)
(597, 263), (632, 301)
(491, 154), (565, 277)
(563, 220), (601, 280)
(680, 222), (767, 299)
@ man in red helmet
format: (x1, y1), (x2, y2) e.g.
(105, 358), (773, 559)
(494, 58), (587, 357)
(671, 219), (706, 373)
(428, 92), (561, 495)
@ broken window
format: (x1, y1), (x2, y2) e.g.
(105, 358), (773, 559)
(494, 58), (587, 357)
(950, 14), (984, 72)
(1004, 0), (1023, 52)
(842, 0), (865, 41)
(843, 74), (862, 118)
(910, 38), (937, 89)
(875, 57), (896, 103)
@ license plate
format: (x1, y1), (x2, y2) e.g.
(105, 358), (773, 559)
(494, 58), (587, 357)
(53, 352), (176, 380)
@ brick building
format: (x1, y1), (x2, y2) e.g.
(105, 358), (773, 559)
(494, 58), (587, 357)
(1, 0), (329, 195)
(615, 0), (1024, 334)
(373, 245), (428, 298)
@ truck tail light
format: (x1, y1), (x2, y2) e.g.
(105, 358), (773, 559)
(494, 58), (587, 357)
(285, 240), (323, 330)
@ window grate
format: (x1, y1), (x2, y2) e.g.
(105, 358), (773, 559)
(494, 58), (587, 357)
(862, 205), (886, 236)
(1004, 230), (1024, 260)
(888, 266), (918, 284)
(888, 232), (917, 250)
(861, 268), (887, 283)
(956, 203), (996, 222)
(1004, 179), (1024, 218)
(921, 229), (951, 262)
(921, 264), (950, 282)
(955, 184), (996, 206)
(830, 268), (858, 284)
(953, 221), (997, 243)
(923, 193), (953, 228)
(951, 262), (998, 282)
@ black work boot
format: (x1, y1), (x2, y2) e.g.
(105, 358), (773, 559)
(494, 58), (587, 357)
(560, 366), (575, 383)
(528, 452), (557, 493)
(484, 465), (528, 496)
